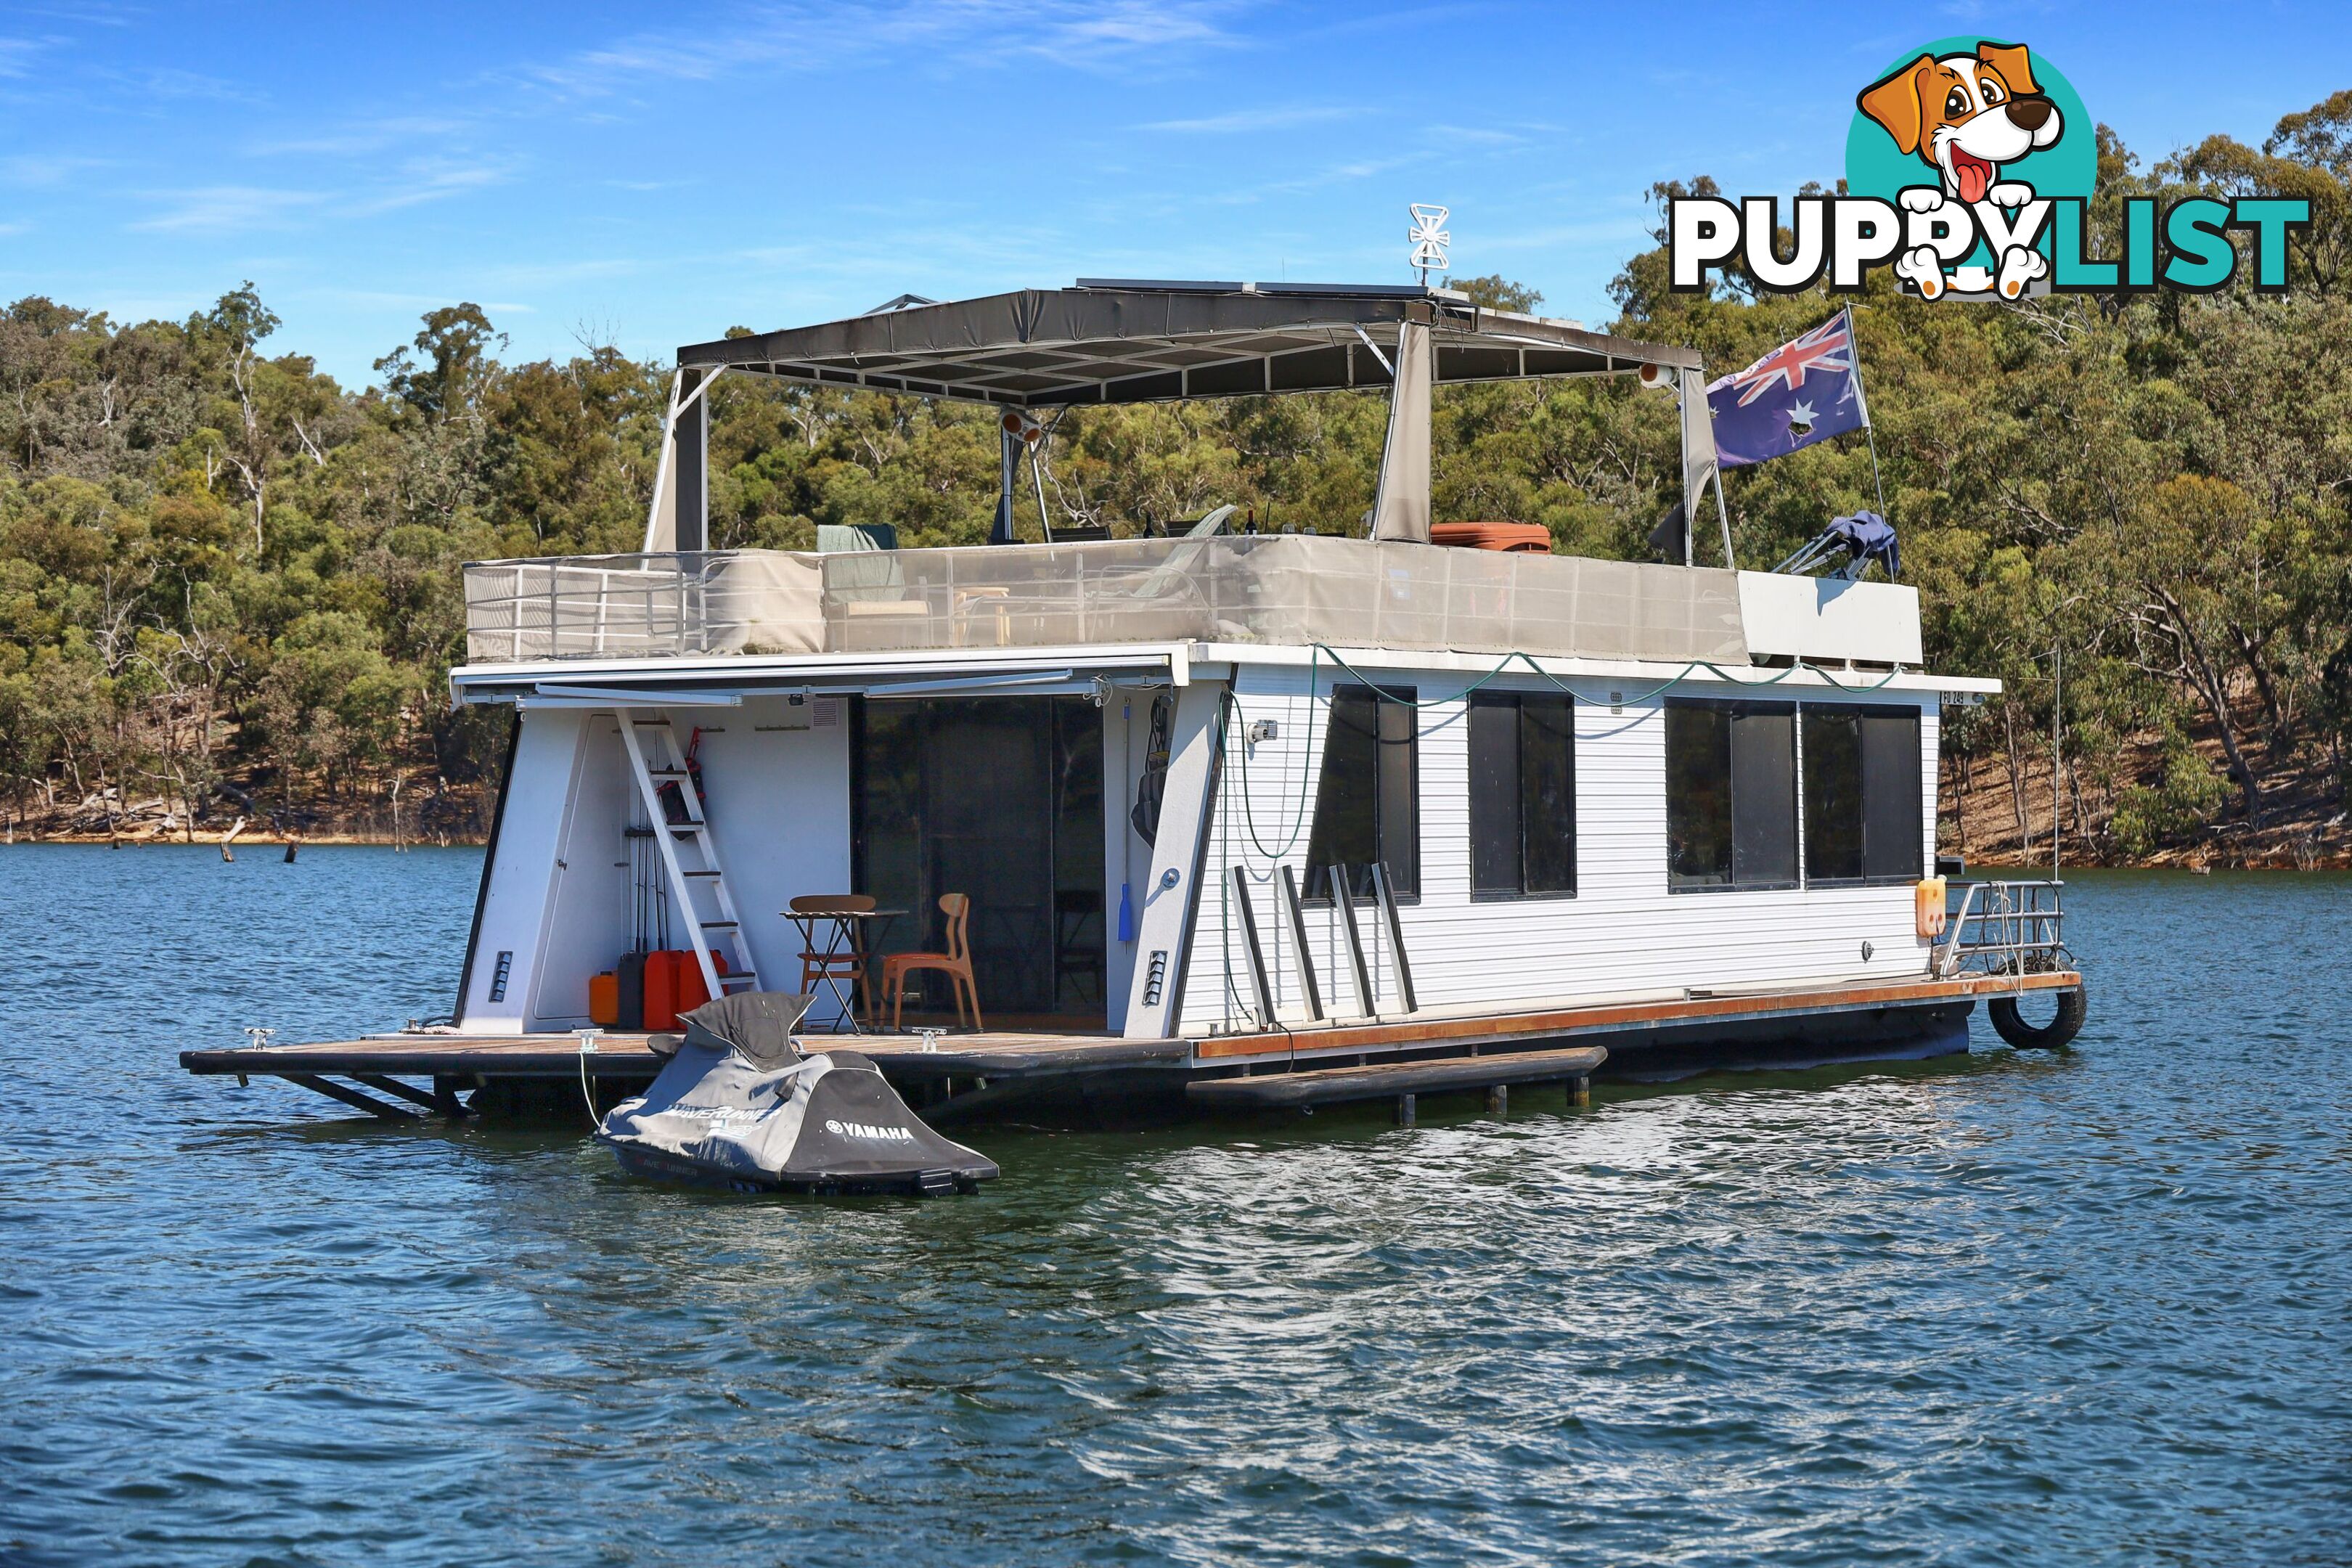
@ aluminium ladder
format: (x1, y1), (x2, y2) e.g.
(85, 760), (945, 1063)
(616, 712), (759, 1003)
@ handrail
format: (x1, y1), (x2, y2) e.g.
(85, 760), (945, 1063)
(1935, 879), (2067, 981)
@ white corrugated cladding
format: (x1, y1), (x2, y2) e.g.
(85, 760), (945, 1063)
(1175, 658), (1945, 1038)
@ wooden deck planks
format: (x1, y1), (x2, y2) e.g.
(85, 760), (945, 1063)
(178, 969), (2076, 1098)
(1191, 969), (2081, 1060)
(179, 1028), (1187, 1083)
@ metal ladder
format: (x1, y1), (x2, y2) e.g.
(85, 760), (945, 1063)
(616, 712), (758, 1002)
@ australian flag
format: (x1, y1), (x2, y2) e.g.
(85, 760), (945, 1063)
(1706, 309), (1869, 469)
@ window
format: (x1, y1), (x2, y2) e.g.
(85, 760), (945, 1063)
(1802, 709), (1864, 882)
(1805, 704), (1924, 883)
(1806, 709), (1919, 883)
(1861, 708), (1923, 881)
(1666, 700), (1797, 890)
(1304, 685), (1417, 899)
(1469, 692), (1576, 897)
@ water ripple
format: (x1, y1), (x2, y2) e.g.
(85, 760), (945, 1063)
(2, 849), (2349, 1565)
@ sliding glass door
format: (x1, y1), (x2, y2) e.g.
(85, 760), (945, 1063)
(853, 697), (1105, 1020)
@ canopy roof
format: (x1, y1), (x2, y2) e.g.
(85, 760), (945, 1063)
(676, 281), (1702, 409)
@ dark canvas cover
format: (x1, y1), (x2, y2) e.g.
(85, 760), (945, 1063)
(596, 997), (995, 1190)
(679, 989), (812, 1068)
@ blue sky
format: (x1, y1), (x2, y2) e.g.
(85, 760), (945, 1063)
(1, 1), (2342, 386)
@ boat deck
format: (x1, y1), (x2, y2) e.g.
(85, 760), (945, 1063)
(179, 969), (2079, 1123)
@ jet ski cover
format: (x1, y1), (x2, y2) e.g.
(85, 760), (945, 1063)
(598, 992), (997, 1194)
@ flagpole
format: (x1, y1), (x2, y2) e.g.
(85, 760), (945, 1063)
(1847, 306), (1892, 539)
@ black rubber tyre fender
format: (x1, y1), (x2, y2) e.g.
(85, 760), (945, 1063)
(1988, 986), (2086, 1049)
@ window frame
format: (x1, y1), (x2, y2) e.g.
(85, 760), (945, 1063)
(1800, 701), (1925, 889)
(1665, 697), (1800, 894)
(1468, 690), (1578, 902)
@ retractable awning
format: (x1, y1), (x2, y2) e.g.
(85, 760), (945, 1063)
(675, 281), (1700, 409)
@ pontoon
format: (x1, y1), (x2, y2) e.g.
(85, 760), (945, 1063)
(183, 279), (2084, 1127)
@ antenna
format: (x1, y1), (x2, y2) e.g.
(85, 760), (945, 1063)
(1407, 204), (1450, 285)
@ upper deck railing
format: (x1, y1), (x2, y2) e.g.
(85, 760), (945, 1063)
(460, 536), (1752, 668)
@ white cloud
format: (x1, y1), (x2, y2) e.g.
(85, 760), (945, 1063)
(253, 116), (473, 158)
(0, 35), (48, 78)
(344, 159), (515, 216)
(515, 0), (1242, 98)
(0, 152), (104, 187)
(1141, 105), (1359, 134)
(128, 185), (324, 234)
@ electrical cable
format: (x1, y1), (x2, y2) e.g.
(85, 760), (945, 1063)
(1204, 640), (1910, 1029)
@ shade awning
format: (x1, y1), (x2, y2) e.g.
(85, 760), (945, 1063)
(676, 282), (1701, 409)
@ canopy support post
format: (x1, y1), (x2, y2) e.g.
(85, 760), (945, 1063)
(991, 418), (1019, 544)
(674, 368), (709, 552)
(1369, 321), (1433, 544)
(1678, 367), (1729, 568)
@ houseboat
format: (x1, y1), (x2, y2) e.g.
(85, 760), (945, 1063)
(184, 279), (2083, 1127)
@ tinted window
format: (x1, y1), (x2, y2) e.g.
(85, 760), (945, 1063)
(1666, 702), (1731, 888)
(1471, 692), (1575, 897)
(1522, 695), (1577, 894)
(1802, 703), (1921, 883)
(1306, 686), (1417, 899)
(1860, 708), (1922, 881)
(1729, 704), (1798, 886)
(1668, 699), (1797, 891)
(1803, 708), (1864, 881)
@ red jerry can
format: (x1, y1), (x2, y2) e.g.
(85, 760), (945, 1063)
(642, 949), (727, 1032)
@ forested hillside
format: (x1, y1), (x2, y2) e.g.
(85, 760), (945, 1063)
(4, 100), (2348, 862)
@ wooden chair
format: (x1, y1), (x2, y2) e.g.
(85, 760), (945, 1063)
(791, 893), (875, 1018)
(881, 893), (981, 1032)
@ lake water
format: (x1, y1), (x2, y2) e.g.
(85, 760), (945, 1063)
(2, 846), (2347, 1566)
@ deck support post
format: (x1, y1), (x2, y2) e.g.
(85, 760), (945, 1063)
(1569, 1074), (1591, 1108)
(1395, 1093), (1416, 1128)
(432, 1076), (474, 1117)
(1485, 1085), (1508, 1117)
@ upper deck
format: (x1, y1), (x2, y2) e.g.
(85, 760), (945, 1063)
(458, 534), (1930, 678)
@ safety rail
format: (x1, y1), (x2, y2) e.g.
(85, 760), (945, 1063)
(1933, 880), (2068, 980)
(459, 537), (1760, 666)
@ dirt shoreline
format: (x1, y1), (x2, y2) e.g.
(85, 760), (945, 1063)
(10, 833), (2345, 869)
(6, 831), (483, 849)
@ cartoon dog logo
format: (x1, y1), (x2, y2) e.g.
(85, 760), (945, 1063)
(1858, 41), (2065, 299)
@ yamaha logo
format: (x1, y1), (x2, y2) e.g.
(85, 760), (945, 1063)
(824, 1119), (913, 1142)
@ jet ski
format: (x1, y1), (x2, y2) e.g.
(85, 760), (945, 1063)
(597, 990), (997, 1196)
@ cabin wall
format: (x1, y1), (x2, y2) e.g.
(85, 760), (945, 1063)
(465, 700), (854, 1033)
(527, 716), (637, 1029)
(1120, 679), (1230, 1041)
(688, 696), (853, 1021)
(461, 709), (591, 1033)
(1175, 661), (1943, 1037)
(1101, 687), (1163, 1032)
